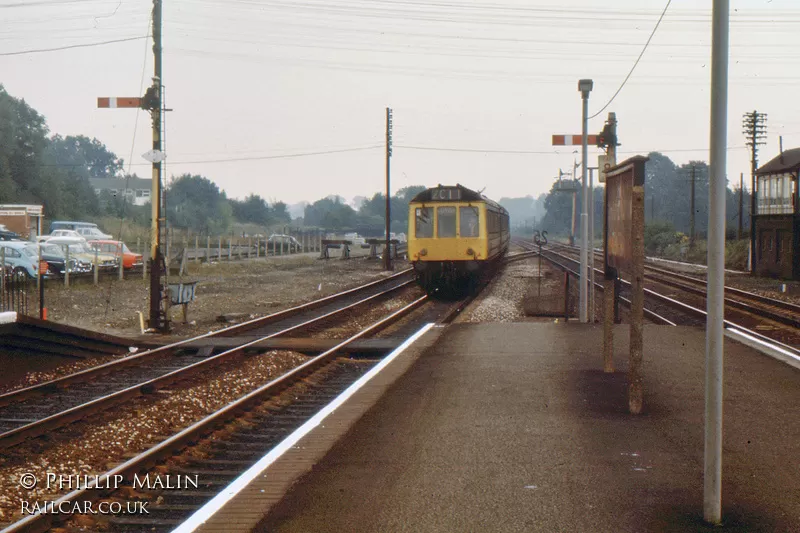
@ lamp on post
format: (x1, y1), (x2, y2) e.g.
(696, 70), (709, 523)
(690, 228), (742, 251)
(578, 79), (593, 323)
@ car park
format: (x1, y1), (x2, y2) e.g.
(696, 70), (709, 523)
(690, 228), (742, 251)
(0, 241), (47, 278)
(46, 236), (119, 270)
(88, 240), (143, 269)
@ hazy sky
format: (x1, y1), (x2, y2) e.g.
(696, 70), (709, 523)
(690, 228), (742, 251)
(2, 0), (798, 205)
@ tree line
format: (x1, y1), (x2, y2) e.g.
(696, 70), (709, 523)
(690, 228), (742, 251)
(537, 151), (752, 243)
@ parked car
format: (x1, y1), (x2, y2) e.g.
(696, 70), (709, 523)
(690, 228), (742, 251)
(88, 240), (143, 269)
(46, 237), (119, 270)
(0, 241), (48, 278)
(76, 226), (113, 240)
(42, 229), (85, 241)
(267, 234), (302, 253)
(0, 224), (21, 241)
(49, 221), (112, 239)
(37, 242), (92, 277)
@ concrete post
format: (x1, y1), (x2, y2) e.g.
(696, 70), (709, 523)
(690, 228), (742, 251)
(228, 238), (232, 261)
(248, 237), (252, 259)
(705, 0), (730, 523)
(194, 236), (199, 263)
(218, 237), (222, 262)
(629, 185), (645, 415)
(206, 236), (211, 263)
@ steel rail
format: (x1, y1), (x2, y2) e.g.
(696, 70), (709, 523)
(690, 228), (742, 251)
(0, 268), (413, 409)
(541, 247), (800, 359)
(0, 295), (430, 533)
(546, 240), (800, 321)
(0, 278), (417, 450)
(535, 249), (677, 326)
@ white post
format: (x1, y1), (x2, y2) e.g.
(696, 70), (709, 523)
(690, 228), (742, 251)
(578, 79), (593, 323)
(705, 0), (729, 525)
(194, 236), (199, 263)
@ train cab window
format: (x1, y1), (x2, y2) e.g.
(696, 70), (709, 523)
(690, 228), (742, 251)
(415, 207), (433, 238)
(460, 206), (480, 237)
(437, 206), (457, 238)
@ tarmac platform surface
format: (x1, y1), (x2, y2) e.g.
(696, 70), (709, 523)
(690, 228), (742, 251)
(254, 323), (800, 533)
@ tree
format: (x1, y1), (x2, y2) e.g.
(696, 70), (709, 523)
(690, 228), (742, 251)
(167, 174), (232, 234)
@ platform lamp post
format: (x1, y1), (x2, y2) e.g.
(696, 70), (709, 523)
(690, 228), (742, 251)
(578, 79), (593, 324)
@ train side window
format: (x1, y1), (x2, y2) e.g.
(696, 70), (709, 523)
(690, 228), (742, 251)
(460, 206), (479, 237)
(415, 207), (433, 238)
(437, 206), (457, 238)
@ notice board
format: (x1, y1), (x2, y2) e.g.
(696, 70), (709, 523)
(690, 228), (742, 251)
(603, 156), (647, 277)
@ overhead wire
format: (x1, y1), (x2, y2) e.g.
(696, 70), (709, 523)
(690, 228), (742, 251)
(0, 35), (146, 56)
(589, 0), (672, 119)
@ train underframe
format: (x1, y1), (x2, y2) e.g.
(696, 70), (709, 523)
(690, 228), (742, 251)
(412, 258), (496, 297)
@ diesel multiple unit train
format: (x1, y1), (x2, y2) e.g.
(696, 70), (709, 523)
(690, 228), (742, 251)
(407, 184), (510, 293)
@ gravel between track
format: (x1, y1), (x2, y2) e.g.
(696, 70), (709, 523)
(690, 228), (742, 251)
(0, 350), (309, 522)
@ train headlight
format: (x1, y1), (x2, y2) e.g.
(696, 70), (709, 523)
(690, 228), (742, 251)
(466, 248), (475, 256)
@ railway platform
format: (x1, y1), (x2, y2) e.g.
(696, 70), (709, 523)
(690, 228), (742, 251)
(187, 323), (800, 533)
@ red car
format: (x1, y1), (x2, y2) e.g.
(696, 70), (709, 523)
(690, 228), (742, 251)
(88, 240), (144, 269)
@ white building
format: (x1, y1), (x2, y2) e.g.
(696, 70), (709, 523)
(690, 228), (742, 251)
(90, 177), (152, 206)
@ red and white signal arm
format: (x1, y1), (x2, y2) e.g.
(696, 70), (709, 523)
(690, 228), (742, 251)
(598, 155), (615, 183)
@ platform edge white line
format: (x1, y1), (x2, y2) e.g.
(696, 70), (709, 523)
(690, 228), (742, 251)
(724, 328), (800, 371)
(171, 322), (437, 533)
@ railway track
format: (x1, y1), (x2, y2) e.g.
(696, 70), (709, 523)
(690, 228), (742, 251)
(529, 242), (800, 360)
(0, 279), (491, 532)
(0, 270), (416, 450)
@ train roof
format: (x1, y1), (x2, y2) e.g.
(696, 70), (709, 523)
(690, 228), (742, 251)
(410, 184), (507, 212)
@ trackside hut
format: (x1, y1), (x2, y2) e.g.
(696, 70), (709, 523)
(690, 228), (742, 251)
(754, 148), (800, 279)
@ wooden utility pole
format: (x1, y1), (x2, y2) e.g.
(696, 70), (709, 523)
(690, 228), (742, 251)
(743, 110), (767, 273)
(738, 172), (744, 240)
(690, 165), (696, 249)
(384, 107), (393, 271)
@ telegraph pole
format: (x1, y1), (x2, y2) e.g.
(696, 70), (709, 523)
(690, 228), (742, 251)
(384, 107), (393, 271)
(690, 165), (696, 249)
(738, 172), (743, 240)
(742, 110), (767, 273)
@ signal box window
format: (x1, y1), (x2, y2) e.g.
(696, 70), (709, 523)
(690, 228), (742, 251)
(437, 207), (457, 238)
(460, 206), (480, 237)
(415, 207), (433, 238)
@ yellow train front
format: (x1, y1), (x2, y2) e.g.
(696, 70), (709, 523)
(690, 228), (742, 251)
(407, 184), (510, 295)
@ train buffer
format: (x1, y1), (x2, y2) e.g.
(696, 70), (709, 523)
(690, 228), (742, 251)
(318, 240), (352, 260)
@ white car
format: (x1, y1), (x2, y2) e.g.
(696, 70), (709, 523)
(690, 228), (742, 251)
(76, 226), (113, 240)
(41, 229), (85, 241)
